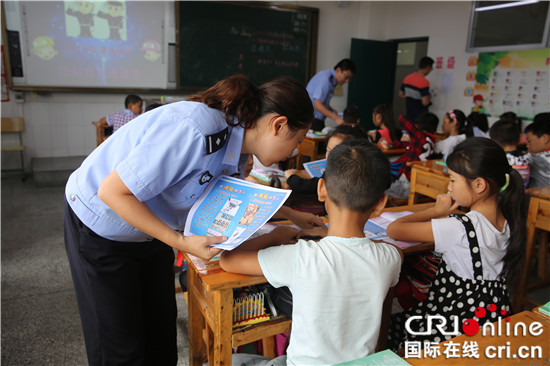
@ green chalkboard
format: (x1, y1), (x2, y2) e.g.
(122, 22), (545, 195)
(177, 1), (318, 89)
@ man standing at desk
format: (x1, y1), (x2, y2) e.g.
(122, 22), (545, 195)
(306, 58), (356, 131)
(398, 56), (434, 123)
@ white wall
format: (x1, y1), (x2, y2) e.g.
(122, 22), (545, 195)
(2, 1), (481, 171)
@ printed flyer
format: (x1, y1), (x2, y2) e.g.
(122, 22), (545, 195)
(363, 211), (420, 248)
(303, 158), (326, 178)
(184, 175), (291, 250)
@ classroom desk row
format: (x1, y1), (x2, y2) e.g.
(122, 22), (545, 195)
(184, 202), (438, 366)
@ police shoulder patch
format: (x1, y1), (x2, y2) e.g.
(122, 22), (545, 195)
(205, 127), (229, 155)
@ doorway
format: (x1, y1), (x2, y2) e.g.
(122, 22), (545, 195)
(391, 38), (429, 119)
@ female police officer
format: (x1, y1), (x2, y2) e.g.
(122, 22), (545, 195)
(64, 75), (313, 365)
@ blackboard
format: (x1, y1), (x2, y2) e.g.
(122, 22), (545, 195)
(177, 2), (318, 89)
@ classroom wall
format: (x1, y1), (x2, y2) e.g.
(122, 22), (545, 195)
(0, 1), (498, 171)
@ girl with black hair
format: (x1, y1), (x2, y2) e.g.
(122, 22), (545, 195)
(386, 137), (527, 349)
(435, 109), (471, 156)
(369, 104), (402, 145)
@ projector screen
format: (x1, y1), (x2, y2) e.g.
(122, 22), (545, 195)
(10, 1), (169, 89)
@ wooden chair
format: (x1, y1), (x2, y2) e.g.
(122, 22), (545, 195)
(1, 117), (25, 176)
(92, 121), (113, 146)
(513, 186), (550, 313)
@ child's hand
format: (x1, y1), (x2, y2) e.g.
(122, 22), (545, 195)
(269, 226), (301, 244)
(401, 134), (411, 142)
(378, 138), (390, 150)
(301, 225), (328, 238)
(284, 169), (298, 178)
(435, 192), (460, 217)
(289, 210), (324, 229)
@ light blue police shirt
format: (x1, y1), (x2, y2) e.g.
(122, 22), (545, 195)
(306, 68), (337, 121)
(65, 101), (248, 242)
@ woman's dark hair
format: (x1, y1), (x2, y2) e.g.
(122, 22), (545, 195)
(446, 137), (527, 291)
(446, 109), (471, 137)
(373, 104), (402, 141)
(467, 112), (489, 133)
(188, 75), (313, 130)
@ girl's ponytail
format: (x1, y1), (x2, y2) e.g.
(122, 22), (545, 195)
(498, 167), (528, 291)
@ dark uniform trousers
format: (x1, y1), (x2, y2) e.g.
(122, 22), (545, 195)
(64, 200), (177, 366)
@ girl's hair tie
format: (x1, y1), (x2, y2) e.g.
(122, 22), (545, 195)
(448, 110), (457, 122)
(499, 173), (510, 194)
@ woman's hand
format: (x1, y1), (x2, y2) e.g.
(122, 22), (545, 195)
(434, 192), (460, 217)
(378, 138), (390, 150)
(284, 169), (298, 178)
(179, 234), (225, 261)
(269, 226), (300, 244)
(288, 210), (324, 229)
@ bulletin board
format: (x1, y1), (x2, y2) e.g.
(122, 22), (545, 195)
(474, 48), (550, 120)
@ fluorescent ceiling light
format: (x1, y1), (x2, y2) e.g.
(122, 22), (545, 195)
(475, 1), (539, 12)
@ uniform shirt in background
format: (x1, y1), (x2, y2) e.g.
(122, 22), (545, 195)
(506, 149), (532, 188)
(401, 72), (430, 122)
(432, 211), (510, 280)
(66, 102), (248, 242)
(306, 68), (338, 122)
(528, 150), (550, 188)
(106, 109), (140, 131)
(258, 236), (401, 365)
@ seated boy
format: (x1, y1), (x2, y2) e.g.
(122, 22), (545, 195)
(525, 118), (550, 188)
(99, 94), (143, 132)
(490, 119), (532, 188)
(220, 140), (403, 365)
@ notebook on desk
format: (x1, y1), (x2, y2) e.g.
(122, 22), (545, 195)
(364, 211), (421, 249)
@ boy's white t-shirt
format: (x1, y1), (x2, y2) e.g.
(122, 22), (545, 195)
(435, 134), (466, 156)
(258, 236), (402, 366)
(431, 211), (510, 280)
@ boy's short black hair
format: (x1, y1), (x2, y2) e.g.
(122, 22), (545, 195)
(343, 106), (360, 125)
(334, 59), (357, 74)
(326, 124), (368, 141)
(525, 119), (550, 137)
(419, 56), (434, 69)
(490, 119), (520, 147)
(533, 112), (550, 124)
(416, 112), (439, 134)
(124, 94), (142, 108)
(324, 139), (390, 212)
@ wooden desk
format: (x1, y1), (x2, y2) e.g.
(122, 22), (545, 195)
(380, 146), (407, 157)
(296, 135), (327, 169)
(185, 252), (292, 366)
(514, 186), (550, 312)
(408, 160), (450, 205)
(92, 121), (112, 146)
(406, 310), (550, 365)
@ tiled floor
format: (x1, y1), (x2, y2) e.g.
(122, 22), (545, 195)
(1, 175), (190, 365)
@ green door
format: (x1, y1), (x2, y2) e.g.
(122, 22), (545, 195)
(348, 38), (397, 130)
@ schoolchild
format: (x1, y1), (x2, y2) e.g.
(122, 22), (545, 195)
(435, 109), (470, 156)
(387, 137), (527, 349)
(500, 111), (527, 146)
(490, 119), (532, 188)
(63, 75), (313, 365)
(306, 58), (357, 131)
(525, 118), (550, 188)
(99, 94), (143, 132)
(343, 106), (360, 125)
(369, 104), (402, 145)
(467, 111), (489, 138)
(284, 124), (369, 195)
(385, 113), (438, 199)
(220, 139), (403, 365)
